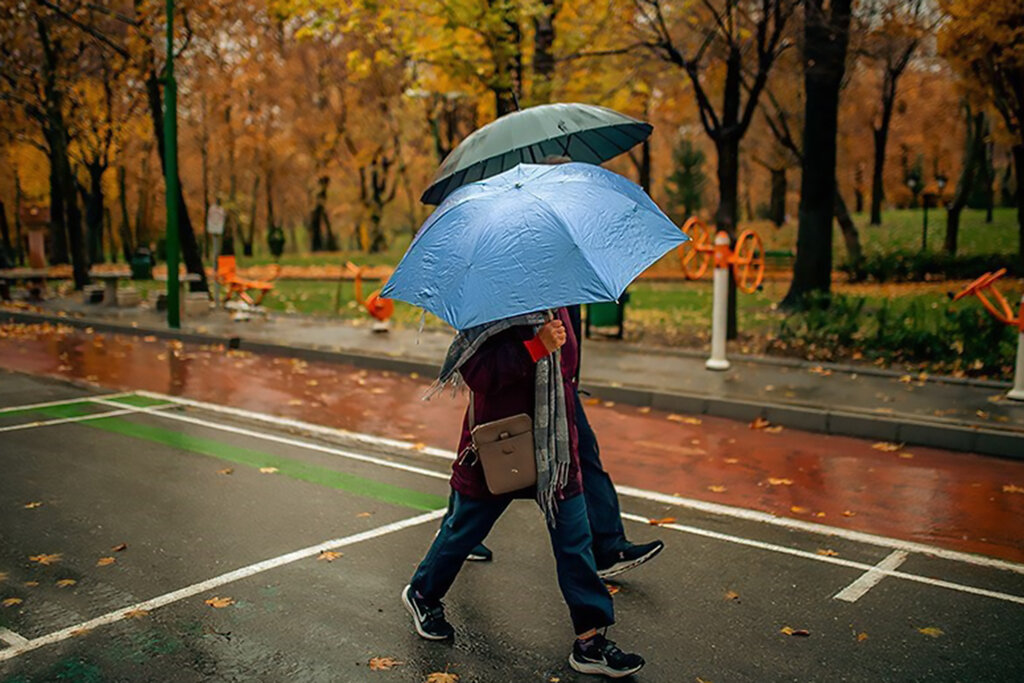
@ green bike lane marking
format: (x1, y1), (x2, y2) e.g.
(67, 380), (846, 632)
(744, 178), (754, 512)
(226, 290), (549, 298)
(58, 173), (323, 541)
(31, 404), (446, 512)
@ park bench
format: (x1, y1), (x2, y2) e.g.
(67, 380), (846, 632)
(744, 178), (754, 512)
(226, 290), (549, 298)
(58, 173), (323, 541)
(216, 255), (280, 306)
(87, 268), (139, 307)
(764, 249), (795, 270)
(0, 268), (49, 302)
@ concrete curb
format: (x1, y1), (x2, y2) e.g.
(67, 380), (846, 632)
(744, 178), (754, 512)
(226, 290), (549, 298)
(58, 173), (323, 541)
(3, 309), (1021, 460)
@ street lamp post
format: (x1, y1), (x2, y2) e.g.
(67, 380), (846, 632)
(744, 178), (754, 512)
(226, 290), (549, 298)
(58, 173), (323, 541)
(163, 0), (180, 329)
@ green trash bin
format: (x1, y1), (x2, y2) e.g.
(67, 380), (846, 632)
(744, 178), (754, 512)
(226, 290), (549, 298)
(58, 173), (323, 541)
(585, 291), (630, 339)
(130, 248), (153, 280)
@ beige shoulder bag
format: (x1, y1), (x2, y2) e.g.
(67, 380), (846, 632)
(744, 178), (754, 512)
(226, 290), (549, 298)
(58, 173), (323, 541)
(468, 394), (536, 495)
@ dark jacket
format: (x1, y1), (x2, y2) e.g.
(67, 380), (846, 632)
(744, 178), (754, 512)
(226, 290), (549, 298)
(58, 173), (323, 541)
(450, 307), (582, 500)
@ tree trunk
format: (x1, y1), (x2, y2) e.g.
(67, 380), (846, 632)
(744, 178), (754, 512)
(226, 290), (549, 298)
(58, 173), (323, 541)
(770, 168), (787, 226)
(265, 167), (275, 258)
(0, 199), (11, 266)
(782, 0), (852, 308)
(135, 146), (152, 248)
(869, 74), (897, 226)
(84, 163), (106, 264)
(14, 167), (24, 265)
(945, 109), (986, 255)
(834, 189), (864, 281)
(117, 166), (134, 261)
(531, 0), (556, 104)
(638, 138), (651, 194)
(1014, 143), (1024, 263)
(45, 142), (69, 264)
(488, 0), (521, 117)
(200, 93), (211, 258)
(245, 175), (259, 257)
(103, 206), (115, 263)
(309, 173), (328, 252)
(145, 72), (208, 291)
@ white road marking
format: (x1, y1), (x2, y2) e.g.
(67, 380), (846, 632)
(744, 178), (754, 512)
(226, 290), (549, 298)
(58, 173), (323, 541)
(134, 390), (1024, 577)
(0, 392), (132, 414)
(620, 513), (1024, 606)
(0, 508), (446, 662)
(0, 407), (163, 434)
(90, 399), (451, 482)
(0, 628), (29, 647)
(833, 551), (910, 602)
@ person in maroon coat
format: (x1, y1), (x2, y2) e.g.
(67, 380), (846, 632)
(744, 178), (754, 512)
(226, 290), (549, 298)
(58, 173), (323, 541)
(402, 308), (645, 678)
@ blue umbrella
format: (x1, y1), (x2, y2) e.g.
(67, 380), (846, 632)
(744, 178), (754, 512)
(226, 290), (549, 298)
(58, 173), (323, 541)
(381, 162), (688, 330)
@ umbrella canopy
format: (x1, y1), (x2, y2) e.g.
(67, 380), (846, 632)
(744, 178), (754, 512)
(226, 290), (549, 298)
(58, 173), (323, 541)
(382, 162), (687, 331)
(421, 102), (652, 205)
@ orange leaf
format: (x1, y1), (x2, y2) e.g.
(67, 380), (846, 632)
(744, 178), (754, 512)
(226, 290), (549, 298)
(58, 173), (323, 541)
(2, 597), (23, 607)
(96, 557), (115, 567)
(707, 485), (727, 493)
(667, 413), (702, 425)
(56, 579), (77, 588)
(766, 478), (793, 486)
(368, 656), (403, 671)
(917, 627), (944, 638)
(764, 425), (784, 433)
(29, 553), (61, 565)
(111, 543), (128, 552)
(318, 550), (343, 562)
(842, 510), (856, 517)
(357, 512), (373, 518)
(816, 549), (839, 557)
(1003, 484), (1024, 494)
(23, 501), (42, 509)
(605, 583), (620, 595)
(217, 468), (234, 475)
(647, 517), (676, 526)
(780, 626), (810, 637)
(857, 632), (869, 642)
(123, 609), (150, 619)
(872, 442), (901, 452)
(749, 417), (771, 430)
(790, 506), (809, 514)
(724, 591), (740, 601)
(23, 581), (38, 587)
(898, 452), (914, 459)
(205, 596), (234, 608)
(424, 671), (460, 683)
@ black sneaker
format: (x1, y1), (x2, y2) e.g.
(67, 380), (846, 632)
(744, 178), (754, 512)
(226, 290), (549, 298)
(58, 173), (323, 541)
(569, 633), (645, 678)
(596, 540), (664, 579)
(467, 543), (493, 562)
(401, 585), (454, 640)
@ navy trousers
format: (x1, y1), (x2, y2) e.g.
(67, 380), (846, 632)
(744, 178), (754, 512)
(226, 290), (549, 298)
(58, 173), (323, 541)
(410, 491), (615, 635)
(574, 391), (628, 562)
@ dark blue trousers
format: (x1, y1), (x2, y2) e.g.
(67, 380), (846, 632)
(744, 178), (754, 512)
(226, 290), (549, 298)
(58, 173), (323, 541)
(410, 491), (615, 634)
(574, 391), (628, 562)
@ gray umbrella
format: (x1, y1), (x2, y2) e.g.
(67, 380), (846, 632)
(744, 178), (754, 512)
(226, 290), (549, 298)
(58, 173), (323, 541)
(420, 102), (652, 205)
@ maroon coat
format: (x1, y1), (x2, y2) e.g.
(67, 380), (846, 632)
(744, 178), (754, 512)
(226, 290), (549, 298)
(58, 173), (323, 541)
(450, 307), (582, 500)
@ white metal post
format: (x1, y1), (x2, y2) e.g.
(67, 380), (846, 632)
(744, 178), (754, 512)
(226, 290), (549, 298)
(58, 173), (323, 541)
(706, 231), (731, 371)
(1008, 294), (1024, 401)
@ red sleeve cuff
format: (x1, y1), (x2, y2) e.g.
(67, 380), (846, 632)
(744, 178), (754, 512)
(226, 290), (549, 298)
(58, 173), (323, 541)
(523, 335), (550, 362)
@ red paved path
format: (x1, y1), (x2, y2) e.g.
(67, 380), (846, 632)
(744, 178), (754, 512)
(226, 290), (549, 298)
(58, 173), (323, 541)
(3, 322), (1023, 564)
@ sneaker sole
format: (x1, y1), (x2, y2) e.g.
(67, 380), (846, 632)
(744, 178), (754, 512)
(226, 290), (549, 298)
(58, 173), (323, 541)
(568, 654), (644, 678)
(596, 543), (664, 580)
(401, 585), (451, 641)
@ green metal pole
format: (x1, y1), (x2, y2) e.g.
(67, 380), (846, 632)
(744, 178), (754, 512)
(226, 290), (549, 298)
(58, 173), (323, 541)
(164, 0), (180, 328)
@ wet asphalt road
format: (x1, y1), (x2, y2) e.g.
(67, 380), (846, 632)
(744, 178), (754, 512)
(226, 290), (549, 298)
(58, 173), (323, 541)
(2, 372), (1024, 682)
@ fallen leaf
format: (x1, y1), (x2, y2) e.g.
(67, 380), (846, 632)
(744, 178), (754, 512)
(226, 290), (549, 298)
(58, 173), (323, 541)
(143, 335), (157, 342)
(1003, 484), (1024, 494)
(2, 597), (23, 607)
(29, 553), (61, 565)
(816, 549), (839, 557)
(111, 543), (127, 552)
(667, 414), (702, 425)
(780, 626), (810, 637)
(724, 591), (740, 601)
(123, 609), (149, 619)
(306, 379), (319, 387)
(842, 510), (856, 517)
(217, 468), (234, 475)
(318, 550), (343, 562)
(872, 442), (902, 452)
(424, 671), (459, 683)
(976, 410), (990, 419)
(637, 406), (651, 414)
(764, 425), (784, 433)
(790, 506), (809, 514)
(809, 366), (833, 376)
(23, 581), (38, 587)
(56, 579), (77, 588)
(605, 583), (620, 595)
(648, 517), (677, 526)
(749, 417), (771, 430)
(357, 512), (373, 518)
(24, 501), (42, 509)
(603, 401), (615, 407)
(724, 457), (739, 464)
(584, 397), (600, 406)
(96, 557), (115, 567)
(259, 467), (279, 474)
(412, 442), (427, 451)
(287, 399), (304, 406)
(205, 596), (234, 608)
(766, 478), (793, 486)
(898, 375), (912, 383)
(857, 632), (869, 642)
(368, 656), (403, 671)
(70, 628), (91, 637)
(917, 627), (944, 638)
(898, 452), (914, 459)
(815, 512), (826, 518)
(707, 485), (727, 493)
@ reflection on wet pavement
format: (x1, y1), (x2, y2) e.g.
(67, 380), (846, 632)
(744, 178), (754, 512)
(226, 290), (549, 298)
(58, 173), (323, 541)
(2, 322), (1023, 563)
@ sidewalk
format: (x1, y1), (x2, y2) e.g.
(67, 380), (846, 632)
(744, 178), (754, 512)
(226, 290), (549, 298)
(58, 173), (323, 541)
(3, 297), (1022, 459)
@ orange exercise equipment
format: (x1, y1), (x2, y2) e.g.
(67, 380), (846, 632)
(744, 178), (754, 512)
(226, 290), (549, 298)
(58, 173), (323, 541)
(677, 217), (766, 293)
(216, 255), (280, 306)
(346, 261), (395, 325)
(951, 269), (1024, 401)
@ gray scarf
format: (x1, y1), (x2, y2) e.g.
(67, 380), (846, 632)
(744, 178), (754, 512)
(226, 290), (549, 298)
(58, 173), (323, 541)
(427, 311), (571, 526)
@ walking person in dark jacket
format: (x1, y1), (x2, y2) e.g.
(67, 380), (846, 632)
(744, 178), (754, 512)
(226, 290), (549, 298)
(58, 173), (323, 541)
(402, 308), (645, 678)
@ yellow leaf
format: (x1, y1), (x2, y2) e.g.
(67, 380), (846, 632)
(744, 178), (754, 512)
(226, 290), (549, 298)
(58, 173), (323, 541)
(898, 452), (914, 459)
(647, 517), (677, 526)
(111, 543), (127, 552)
(707, 485), (727, 493)
(817, 549), (839, 557)
(287, 399), (304, 406)
(24, 501), (42, 509)
(1003, 484), (1024, 494)
(584, 397), (600, 406)
(724, 457), (739, 464)
(842, 510), (856, 517)
(306, 379), (319, 387)
(605, 582), (620, 595)
(217, 468), (234, 475)
(318, 550), (343, 562)
(259, 467), (279, 474)
(780, 626), (810, 636)
(766, 478), (793, 486)
(917, 627), (944, 638)
(23, 581), (38, 587)
(637, 406), (651, 414)
(898, 375), (912, 383)
(29, 553), (61, 565)
(56, 579), (77, 588)
(765, 425), (784, 433)
(424, 671), (459, 683)
(205, 596), (234, 608)
(724, 591), (740, 601)
(2, 597), (23, 607)
(412, 442), (427, 451)
(357, 512), (373, 518)
(872, 442), (901, 452)
(96, 557), (115, 567)
(368, 656), (403, 670)
(749, 417), (771, 430)
(790, 506), (809, 514)
(857, 632), (869, 642)
(123, 609), (149, 619)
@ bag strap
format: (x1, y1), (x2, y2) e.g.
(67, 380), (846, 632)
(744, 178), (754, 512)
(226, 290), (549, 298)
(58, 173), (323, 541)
(468, 390), (475, 430)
